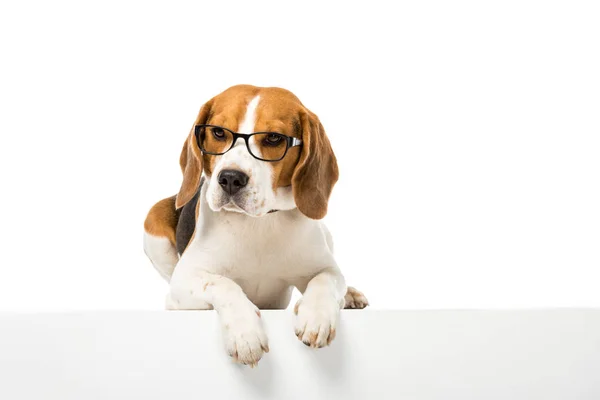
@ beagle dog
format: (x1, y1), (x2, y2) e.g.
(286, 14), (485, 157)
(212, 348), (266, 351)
(143, 85), (368, 366)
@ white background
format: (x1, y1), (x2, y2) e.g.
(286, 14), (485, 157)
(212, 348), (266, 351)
(0, 1), (598, 311)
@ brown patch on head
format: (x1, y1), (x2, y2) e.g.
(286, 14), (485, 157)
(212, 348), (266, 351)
(248, 86), (338, 219)
(177, 85), (338, 218)
(249, 88), (304, 193)
(188, 85), (305, 192)
(201, 85), (261, 177)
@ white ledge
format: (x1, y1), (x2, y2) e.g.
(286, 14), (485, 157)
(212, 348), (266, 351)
(1, 310), (599, 399)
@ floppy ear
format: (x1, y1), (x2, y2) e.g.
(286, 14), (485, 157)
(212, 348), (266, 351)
(175, 101), (212, 209)
(292, 110), (339, 219)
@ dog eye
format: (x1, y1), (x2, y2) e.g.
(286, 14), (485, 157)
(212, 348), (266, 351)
(212, 128), (226, 140)
(264, 133), (283, 146)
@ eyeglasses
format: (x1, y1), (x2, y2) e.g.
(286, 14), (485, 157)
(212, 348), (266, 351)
(194, 124), (302, 162)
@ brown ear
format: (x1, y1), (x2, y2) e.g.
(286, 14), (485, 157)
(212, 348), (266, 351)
(292, 110), (339, 219)
(175, 101), (212, 209)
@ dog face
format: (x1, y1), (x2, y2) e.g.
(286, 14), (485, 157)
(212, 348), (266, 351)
(175, 85), (338, 219)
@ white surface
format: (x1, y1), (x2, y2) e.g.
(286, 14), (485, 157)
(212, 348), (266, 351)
(0, 1), (599, 311)
(1, 310), (599, 399)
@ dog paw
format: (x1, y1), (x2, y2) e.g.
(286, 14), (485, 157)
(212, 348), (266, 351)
(294, 296), (340, 348)
(221, 303), (269, 367)
(344, 286), (369, 309)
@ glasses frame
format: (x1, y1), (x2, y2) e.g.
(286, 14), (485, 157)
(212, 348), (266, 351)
(194, 124), (302, 162)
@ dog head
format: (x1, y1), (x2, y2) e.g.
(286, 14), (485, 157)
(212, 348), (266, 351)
(175, 85), (338, 219)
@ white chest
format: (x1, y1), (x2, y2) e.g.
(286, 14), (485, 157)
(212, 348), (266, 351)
(178, 189), (336, 285)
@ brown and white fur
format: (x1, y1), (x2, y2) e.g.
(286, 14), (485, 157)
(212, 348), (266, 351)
(143, 85), (368, 366)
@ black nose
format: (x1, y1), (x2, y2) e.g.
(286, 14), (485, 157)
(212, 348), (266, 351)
(218, 169), (249, 195)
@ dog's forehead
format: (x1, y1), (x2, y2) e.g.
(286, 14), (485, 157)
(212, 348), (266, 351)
(210, 85), (303, 134)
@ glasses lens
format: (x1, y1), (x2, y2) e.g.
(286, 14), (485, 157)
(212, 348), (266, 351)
(251, 133), (288, 161)
(199, 126), (234, 154)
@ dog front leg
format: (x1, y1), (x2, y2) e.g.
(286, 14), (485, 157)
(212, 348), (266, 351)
(293, 267), (347, 348)
(168, 269), (269, 366)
